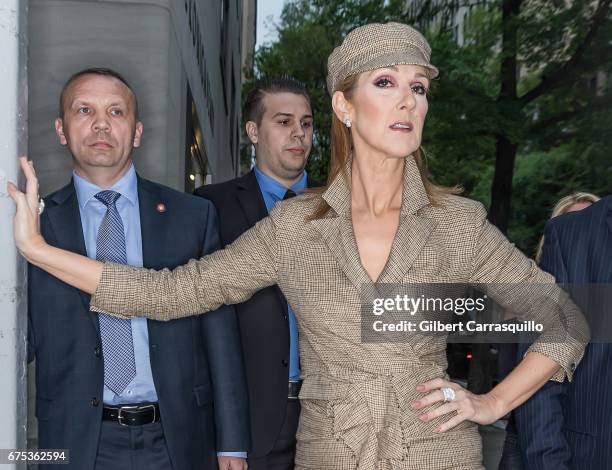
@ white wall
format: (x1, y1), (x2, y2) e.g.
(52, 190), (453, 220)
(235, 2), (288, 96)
(0, 0), (29, 467)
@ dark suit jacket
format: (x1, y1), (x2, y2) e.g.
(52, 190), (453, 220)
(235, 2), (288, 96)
(28, 176), (249, 470)
(194, 170), (320, 459)
(515, 196), (612, 469)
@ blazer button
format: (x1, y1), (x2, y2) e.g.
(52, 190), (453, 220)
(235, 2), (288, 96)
(281, 359), (289, 367)
(90, 398), (100, 407)
(94, 347), (101, 357)
(283, 314), (288, 320)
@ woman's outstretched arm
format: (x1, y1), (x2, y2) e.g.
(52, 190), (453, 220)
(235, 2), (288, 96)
(8, 157), (103, 294)
(8, 156), (279, 321)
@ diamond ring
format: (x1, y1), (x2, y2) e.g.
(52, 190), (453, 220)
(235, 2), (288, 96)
(441, 387), (456, 403)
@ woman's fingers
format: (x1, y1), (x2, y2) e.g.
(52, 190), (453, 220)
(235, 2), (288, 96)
(415, 377), (445, 392)
(418, 401), (459, 422)
(411, 389), (445, 409)
(8, 156), (45, 259)
(434, 412), (466, 433)
(412, 379), (460, 409)
(7, 180), (27, 206)
(412, 379), (496, 432)
(21, 156), (39, 212)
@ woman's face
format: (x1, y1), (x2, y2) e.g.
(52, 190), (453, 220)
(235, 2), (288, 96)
(335, 64), (430, 160)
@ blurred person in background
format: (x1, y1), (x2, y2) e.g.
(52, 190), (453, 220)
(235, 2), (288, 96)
(533, 192), (601, 263)
(500, 191), (603, 470)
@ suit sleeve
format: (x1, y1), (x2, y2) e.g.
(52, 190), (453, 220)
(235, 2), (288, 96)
(27, 262), (36, 363)
(90, 201), (282, 321)
(515, 220), (572, 470)
(469, 203), (589, 382)
(198, 203), (250, 452)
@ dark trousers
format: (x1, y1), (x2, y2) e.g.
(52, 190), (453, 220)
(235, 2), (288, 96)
(94, 421), (173, 470)
(498, 419), (524, 470)
(248, 400), (301, 470)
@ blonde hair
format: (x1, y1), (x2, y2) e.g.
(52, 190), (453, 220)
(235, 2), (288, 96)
(535, 192), (601, 262)
(308, 74), (460, 220)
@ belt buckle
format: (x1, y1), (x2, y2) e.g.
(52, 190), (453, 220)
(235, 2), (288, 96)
(117, 404), (156, 426)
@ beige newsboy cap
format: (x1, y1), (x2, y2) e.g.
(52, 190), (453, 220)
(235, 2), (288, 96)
(326, 22), (439, 95)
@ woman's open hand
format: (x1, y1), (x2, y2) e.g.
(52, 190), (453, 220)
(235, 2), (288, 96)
(7, 156), (47, 261)
(411, 378), (505, 433)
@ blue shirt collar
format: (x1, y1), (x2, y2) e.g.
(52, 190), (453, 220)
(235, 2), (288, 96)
(253, 165), (308, 201)
(73, 164), (138, 210)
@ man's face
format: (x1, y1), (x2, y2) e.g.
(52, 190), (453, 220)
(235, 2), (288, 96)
(55, 74), (143, 181)
(247, 92), (313, 183)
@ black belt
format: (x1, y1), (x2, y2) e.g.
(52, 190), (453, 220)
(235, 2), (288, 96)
(288, 380), (302, 399)
(102, 403), (160, 426)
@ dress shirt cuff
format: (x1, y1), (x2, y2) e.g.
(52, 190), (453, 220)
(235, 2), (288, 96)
(217, 451), (247, 458)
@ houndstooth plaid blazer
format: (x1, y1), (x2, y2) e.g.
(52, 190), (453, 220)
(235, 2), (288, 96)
(92, 156), (588, 470)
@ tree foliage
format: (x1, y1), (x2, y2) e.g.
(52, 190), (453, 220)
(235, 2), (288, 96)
(244, 0), (612, 254)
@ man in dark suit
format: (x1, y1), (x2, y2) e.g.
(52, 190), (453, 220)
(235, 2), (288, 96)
(28, 68), (249, 470)
(195, 76), (317, 469)
(514, 195), (612, 469)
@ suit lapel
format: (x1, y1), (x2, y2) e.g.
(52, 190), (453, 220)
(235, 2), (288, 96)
(237, 170), (292, 310)
(137, 177), (169, 347)
(605, 196), (612, 241)
(138, 176), (172, 336)
(378, 214), (437, 284)
(237, 171), (269, 226)
(311, 214), (372, 289)
(310, 166), (372, 289)
(602, 197), (612, 281)
(311, 155), (436, 288)
(138, 177), (168, 270)
(46, 181), (99, 335)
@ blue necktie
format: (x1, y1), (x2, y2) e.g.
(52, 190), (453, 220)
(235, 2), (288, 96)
(94, 190), (136, 395)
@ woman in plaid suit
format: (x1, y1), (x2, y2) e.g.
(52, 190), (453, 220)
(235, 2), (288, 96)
(11, 22), (588, 470)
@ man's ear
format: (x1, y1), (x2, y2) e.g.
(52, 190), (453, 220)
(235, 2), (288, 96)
(54, 118), (68, 146)
(133, 121), (144, 148)
(245, 121), (258, 144)
(331, 91), (352, 124)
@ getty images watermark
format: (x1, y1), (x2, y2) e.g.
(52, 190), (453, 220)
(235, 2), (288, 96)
(371, 293), (542, 334)
(360, 283), (588, 344)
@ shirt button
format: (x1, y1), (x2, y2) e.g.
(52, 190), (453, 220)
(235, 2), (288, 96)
(281, 359), (289, 367)
(90, 398), (100, 407)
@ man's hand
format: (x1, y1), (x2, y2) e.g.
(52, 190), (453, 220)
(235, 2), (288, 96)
(217, 456), (247, 470)
(7, 156), (47, 261)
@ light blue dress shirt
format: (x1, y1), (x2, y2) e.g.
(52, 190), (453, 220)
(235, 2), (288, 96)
(74, 166), (245, 458)
(73, 165), (158, 406)
(254, 165), (306, 381)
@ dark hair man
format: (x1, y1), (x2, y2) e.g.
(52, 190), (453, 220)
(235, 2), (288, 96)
(28, 68), (249, 470)
(195, 76), (319, 469)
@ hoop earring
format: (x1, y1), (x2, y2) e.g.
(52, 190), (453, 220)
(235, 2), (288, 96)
(344, 118), (352, 128)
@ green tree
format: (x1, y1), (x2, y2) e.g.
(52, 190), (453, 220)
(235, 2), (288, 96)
(245, 0), (612, 244)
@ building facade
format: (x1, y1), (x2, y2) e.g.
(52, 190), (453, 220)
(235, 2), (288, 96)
(404, 0), (487, 45)
(29, 0), (256, 195)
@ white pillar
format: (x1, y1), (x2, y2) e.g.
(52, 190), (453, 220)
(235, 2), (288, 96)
(0, 0), (28, 468)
